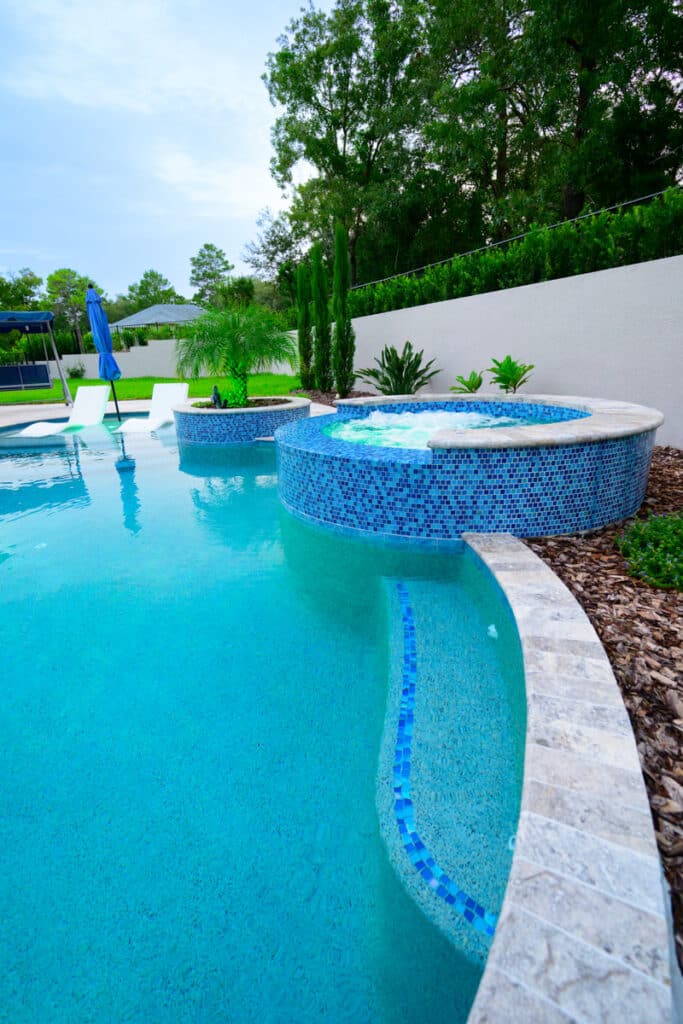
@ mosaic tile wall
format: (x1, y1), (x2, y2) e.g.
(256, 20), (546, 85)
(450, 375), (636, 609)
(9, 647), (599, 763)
(276, 415), (656, 541)
(174, 404), (308, 446)
(394, 581), (497, 938)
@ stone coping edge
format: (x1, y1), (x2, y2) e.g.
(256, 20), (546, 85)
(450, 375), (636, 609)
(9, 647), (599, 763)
(462, 533), (672, 1023)
(335, 393), (664, 449)
(172, 396), (310, 415)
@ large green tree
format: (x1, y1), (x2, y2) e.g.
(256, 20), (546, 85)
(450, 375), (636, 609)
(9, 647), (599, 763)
(190, 243), (234, 306)
(523, 0), (683, 218)
(126, 269), (182, 312)
(258, 0), (682, 282)
(264, 0), (426, 284)
(0, 268), (43, 310)
(46, 269), (98, 353)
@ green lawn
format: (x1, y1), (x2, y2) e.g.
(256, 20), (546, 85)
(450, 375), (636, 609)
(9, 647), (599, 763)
(0, 373), (303, 405)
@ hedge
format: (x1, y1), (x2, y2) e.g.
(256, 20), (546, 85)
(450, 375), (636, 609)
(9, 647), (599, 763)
(348, 188), (683, 319)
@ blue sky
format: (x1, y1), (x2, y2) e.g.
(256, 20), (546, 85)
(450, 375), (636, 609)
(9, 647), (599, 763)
(0, 0), (317, 299)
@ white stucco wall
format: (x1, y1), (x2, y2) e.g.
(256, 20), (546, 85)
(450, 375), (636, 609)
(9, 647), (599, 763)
(50, 338), (181, 379)
(352, 255), (683, 447)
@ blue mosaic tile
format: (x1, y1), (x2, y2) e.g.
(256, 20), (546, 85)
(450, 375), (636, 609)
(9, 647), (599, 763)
(275, 403), (656, 541)
(175, 403), (309, 446)
(392, 582), (497, 939)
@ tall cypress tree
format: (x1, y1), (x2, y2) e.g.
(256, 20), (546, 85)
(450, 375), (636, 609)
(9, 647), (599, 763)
(296, 260), (314, 389)
(332, 222), (356, 398)
(310, 243), (333, 392)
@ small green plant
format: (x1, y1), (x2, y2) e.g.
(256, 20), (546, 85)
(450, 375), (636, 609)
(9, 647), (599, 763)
(488, 355), (534, 393)
(67, 361), (86, 379)
(357, 341), (440, 395)
(450, 370), (483, 394)
(615, 512), (683, 590)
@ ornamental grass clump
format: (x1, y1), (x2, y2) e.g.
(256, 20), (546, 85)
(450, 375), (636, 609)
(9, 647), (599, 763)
(615, 512), (683, 590)
(176, 306), (297, 408)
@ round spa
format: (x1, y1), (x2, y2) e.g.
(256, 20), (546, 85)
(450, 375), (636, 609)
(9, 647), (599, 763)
(174, 395), (310, 446)
(275, 394), (663, 542)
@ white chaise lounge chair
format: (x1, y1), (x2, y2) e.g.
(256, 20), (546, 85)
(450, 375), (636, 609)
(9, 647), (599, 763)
(113, 382), (189, 433)
(18, 385), (111, 438)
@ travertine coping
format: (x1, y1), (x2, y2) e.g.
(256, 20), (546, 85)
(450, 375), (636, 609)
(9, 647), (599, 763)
(462, 534), (672, 1023)
(335, 393), (664, 449)
(172, 395), (310, 415)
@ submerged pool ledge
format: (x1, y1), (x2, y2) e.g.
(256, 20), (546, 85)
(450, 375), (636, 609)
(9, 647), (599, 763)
(463, 534), (672, 1023)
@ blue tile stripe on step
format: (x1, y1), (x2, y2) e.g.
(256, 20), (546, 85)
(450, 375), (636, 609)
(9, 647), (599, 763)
(394, 581), (497, 938)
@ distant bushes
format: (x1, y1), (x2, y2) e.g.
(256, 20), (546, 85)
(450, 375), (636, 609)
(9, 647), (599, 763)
(349, 189), (683, 319)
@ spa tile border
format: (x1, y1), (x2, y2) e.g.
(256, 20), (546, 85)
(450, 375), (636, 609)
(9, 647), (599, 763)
(393, 581), (497, 938)
(336, 393), (664, 449)
(462, 534), (672, 1023)
(276, 395), (659, 539)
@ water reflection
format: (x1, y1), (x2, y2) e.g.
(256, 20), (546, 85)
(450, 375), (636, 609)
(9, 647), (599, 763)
(178, 444), (280, 554)
(0, 437), (90, 520)
(115, 435), (141, 536)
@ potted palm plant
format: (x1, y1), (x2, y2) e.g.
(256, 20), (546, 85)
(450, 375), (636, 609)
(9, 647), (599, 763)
(173, 306), (310, 445)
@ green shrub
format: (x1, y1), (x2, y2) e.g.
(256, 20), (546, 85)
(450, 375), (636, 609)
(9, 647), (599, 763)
(357, 341), (440, 395)
(348, 189), (683, 319)
(67, 361), (86, 379)
(0, 329), (28, 365)
(615, 512), (683, 590)
(450, 370), (483, 394)
(488, 355), (534, 393)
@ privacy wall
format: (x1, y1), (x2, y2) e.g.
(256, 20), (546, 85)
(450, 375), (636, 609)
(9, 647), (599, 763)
(352, 255), (683, 447)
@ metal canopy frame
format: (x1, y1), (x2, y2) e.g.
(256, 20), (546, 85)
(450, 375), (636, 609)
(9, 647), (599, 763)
(0, 311), (72, 406)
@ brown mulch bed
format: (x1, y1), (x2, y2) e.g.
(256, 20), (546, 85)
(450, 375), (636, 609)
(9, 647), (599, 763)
(526, 446), (683, 971)
(291, 388), (375, 407)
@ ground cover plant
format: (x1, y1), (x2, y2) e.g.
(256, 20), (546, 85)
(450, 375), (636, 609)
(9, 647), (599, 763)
(616, 512), (683, 590)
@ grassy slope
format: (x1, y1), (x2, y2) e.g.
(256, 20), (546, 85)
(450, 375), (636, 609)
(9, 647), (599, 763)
(0, 374), (302, 405)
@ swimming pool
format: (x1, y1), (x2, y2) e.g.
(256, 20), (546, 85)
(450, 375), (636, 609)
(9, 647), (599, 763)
(0, 428), (524, 1023)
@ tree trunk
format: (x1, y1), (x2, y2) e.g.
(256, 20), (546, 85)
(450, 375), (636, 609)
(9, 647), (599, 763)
(563, 51), (594, 220)
(74, 323), (85, 355)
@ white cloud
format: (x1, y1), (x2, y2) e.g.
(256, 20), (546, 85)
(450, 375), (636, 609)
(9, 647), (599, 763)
(152, 144), (286, 220)
(0, 0), (263, 114)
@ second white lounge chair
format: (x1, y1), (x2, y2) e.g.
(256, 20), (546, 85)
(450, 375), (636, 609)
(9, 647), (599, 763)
(113, 382), (189, 433)
(18, 385), (111, 438)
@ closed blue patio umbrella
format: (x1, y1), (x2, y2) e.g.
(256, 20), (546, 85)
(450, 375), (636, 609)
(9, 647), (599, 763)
(85, 284), (122, 420)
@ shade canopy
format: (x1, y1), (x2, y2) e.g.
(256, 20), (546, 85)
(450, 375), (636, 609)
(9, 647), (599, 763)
(0, 311), (54, 334)
(110, 303), (204, 330)
(86, 286), (121, 382)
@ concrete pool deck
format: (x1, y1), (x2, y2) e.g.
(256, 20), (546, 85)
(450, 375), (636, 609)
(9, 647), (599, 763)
(0, 398), (333, 430)
(463, 534), (672, 1022)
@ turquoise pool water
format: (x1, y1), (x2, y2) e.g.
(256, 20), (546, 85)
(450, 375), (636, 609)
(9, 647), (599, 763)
(324, 409), (535, 448)
(0, 427), (524, 1023)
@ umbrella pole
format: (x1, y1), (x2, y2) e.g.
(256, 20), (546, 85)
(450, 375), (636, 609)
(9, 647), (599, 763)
(111, 380), (121, 421)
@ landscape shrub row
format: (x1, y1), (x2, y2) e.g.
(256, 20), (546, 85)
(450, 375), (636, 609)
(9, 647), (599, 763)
(348, 189), (683, 319)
